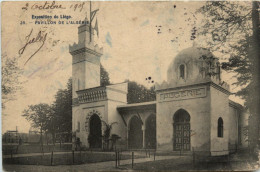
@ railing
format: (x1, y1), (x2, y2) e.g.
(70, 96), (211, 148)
(77, 87), (107, 103)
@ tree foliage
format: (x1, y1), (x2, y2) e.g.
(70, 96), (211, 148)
(100, 64), (110, 86)
(22, 103), (54, 144)
(22, 78), (72, 144)
(127, 80), (156, 104)
(2, 54), (23, 109)
(52, 78), (72, 137)
(197, 2), (258, 102)
(198, 1), (260, 158)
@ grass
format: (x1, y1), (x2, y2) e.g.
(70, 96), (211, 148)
(120, 151), (259, 171)
(2, 144), (72, 155)
(3, 151), (145, 166)
(120, 157), (238, 171)
(121, 156), (194, 171)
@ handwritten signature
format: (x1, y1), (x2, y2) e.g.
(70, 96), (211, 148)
(18, 29), (47, 65)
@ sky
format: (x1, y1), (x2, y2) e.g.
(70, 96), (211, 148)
(1, 1), (243, 133)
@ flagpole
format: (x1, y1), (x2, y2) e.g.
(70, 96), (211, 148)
(90, 1), (92, 42)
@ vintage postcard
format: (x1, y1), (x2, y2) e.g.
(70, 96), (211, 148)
(1, 1), (260, 171)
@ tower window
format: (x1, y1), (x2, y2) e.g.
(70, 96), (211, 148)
(179, 64), (185, 79)
(218, 117), (223, 137)
(77, 122), (80, 132)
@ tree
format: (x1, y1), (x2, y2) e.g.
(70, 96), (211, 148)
(45, 110), (57, 145)
(101, 121), (118, 150)
(52, 78), (72, 142)
(197, 1), (259, 159)
(101, 64), (111, 86)
(22, 103), (54, 147)
(127, 80), (156, 104)
(2, 53), (23, 109)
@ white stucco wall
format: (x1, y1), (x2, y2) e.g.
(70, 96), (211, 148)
(72, 82), (128, 149)
(84, 62), (100, 89)
(107, 100), (127, 148)
(156, 84), (211, 152)
(106, 83), (128, 148)
(72, 61), (85, 98)
(210, 86), (229, 156)
(72, 100), (107, 147)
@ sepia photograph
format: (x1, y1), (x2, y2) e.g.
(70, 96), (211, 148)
(1, 1), (260, 171)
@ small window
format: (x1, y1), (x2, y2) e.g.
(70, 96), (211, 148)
(77, 122), (80, 132)
(218, 118), (223, 137)
(179, 64), (185, 79)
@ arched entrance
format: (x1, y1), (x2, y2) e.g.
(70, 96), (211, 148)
(145, 115), (156, 149)
(128, 116), (143, 149)
(89, 114), (102, 148)
(173, 109), (190, 151)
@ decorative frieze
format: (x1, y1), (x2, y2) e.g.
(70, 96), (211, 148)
(159, 87), (207, 102)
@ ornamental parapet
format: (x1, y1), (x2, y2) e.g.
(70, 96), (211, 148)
(76, 86), (107, 103)
(69, 41), (103, 56)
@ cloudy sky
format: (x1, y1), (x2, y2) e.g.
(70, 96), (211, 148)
(2, 1), (241, 133)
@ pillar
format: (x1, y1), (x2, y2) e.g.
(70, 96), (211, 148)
(126, 128), (129, 149)
(142, 125), (146, 148)
(101, 123), (104, 150)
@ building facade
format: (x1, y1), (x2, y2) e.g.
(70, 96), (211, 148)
(70, 19), (248, 155)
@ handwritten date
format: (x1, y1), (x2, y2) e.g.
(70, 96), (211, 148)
(22, 1), (65, 10)
(22, 1), (85, 12)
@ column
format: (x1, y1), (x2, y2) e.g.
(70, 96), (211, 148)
(101, 123), (104, 150)
(126, 128), (129, 149)
(142, 125), (146, 149)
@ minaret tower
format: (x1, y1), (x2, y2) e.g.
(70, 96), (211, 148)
(69, 13), (102, 102)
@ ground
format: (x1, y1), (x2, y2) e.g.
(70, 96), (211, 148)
(3, 150), (260, 171)
(3, 151), (145, 165)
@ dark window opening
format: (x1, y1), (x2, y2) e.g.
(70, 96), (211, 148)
(180, 64), (185, 79)
(77, 122), (80, 132)
(89, 114), (102, 148)
(218, 117), (223, 137)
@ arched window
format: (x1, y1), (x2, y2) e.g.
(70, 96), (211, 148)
(179, 64), (185, 79)
(218, 118), (223, 137)
(77, 121), (80, 132)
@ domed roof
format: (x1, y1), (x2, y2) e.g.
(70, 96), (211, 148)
(168, 47), (214, 73)
(165, 47), (220, 87)
(156, 46), (229, 91)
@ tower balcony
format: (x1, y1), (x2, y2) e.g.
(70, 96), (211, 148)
(76, 86), (107, 104)
(75, 82), (128, 105)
